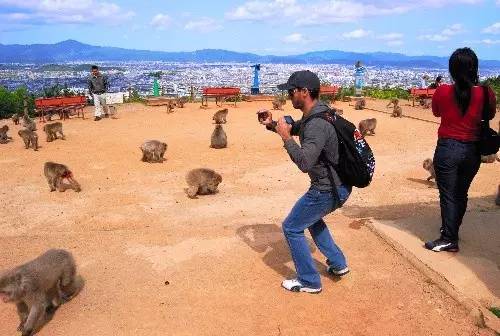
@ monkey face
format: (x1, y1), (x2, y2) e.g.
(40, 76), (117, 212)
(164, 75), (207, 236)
(0, 274), (24, 302)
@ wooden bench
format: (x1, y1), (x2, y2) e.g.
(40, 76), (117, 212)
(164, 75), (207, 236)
(320, 85), (341, 103)
(35, 96), (86, 122)
(201, 87), (240, 107)
(410, 88), (436, 107)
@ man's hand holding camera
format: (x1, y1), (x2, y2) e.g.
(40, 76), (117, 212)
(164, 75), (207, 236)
(276, 117), (292, 141)
(257, 109), (293, 141)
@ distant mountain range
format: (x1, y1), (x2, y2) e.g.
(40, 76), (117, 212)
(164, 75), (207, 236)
(1, 40), (499, 68)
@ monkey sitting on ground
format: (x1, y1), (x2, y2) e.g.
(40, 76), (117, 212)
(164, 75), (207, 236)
(272, 96), (286, 110)
(354, 98), (366, 110)
(423, 158), (436, 182)
(212, 108), (228, 124)
(420, 98), (431, 109)
(358, 118), (377, 136)
(140, 140), (167, 163)
(210, 124), (227, 149)
(18, 130), (38, 151)
(22, 114), (36, 132)
(42, 122), (65, 142)
(44, 162), (81, 192)
(0, 125), (13, 144)
(12, 114), (20, 125)
(0, 249), (83, 336)
(387, 99), (403, 118)
(185, 168), (222, 198)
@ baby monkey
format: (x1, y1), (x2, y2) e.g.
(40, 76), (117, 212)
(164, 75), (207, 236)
(387, 98), (403, 118)
(358, 118), (377, 136)
(43, 122), (65, 142)
(0, 249), (82, 336)
(140, 140), (167, 163)
(185, 168), (222, 198)
(423, 158), (435, 182)
(212, 108), (228, 124)
(44, 162), (81, 192)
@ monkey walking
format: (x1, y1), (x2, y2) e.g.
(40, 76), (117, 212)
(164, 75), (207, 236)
(43, 162), (81, 192)
(0, 249), (83, 336)
(22, 114), (36, 132)
(42, 122), (65, 142)
(358, 118), (377, 136)
(212, 108), (228, 124)
(422, 158), (436, 182)
(166, 101), (175, 114)
(210, 124), (227, 149)
(0, 125), (13, 144)
(175, 97), (188, 108)
(272, 96), (286, 111)
(18, 130), (38, 151)
(140, 140), (167, 163)
(185, 168), (222, 198)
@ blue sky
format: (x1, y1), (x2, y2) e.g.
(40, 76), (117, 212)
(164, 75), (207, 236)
(0, 0), (499, 59)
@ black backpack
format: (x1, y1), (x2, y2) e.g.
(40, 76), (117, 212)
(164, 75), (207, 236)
(305, 108), (375, 188)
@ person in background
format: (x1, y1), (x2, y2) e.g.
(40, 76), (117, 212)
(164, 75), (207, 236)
(428, 75), (443, 89)
(88, 65), (109, 121)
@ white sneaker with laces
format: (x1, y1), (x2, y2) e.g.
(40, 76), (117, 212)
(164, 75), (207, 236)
(281, 279), (322, 294)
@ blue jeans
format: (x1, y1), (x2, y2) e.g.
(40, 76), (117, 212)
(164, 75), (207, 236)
(282, 185), (351, 288)
(433, 138), (481, 242)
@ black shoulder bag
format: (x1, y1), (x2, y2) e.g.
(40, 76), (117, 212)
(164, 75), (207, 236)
(479, 86), (499, 156)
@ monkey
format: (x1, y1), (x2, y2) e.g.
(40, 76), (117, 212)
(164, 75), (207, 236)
(210, 124), (227, 149)
(12, 114), (20, 125)
(420, 98), (431, 109)
(272, 96), (286, 111)
(140, 140), (167, 163)
(334, 108), (343, 116)
(0, 249), (82, 336)
(22, 114), (36, 132)
(185, 168), (222, 198)
(481, 154), (497, 163)
(166, 101), (174, 114)
(496, 185), (500, 206)
(175, 97), (188, 108)
(354, 98), (366, 110)
(358, 118), (377, 136)
(386, 98), (403, 117)
(18, 130), (38, 151)
(212, 108), (228, 124)
(42, 122), (65, 142)
(43, 162), (81, 192)
(423, 158), (435, 182)
(0, 125), (13, 144)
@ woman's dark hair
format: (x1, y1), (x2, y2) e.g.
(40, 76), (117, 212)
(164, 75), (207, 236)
(449, 47), (479, 115)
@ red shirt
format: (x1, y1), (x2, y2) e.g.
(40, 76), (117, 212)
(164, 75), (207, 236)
(432, 84), (496, 141)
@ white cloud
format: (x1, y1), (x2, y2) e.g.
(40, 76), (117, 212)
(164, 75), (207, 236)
(418, 23), (464, 41)
(283, 33), (308, 43)
(481, 39), (500, 44)
(150, 14), (171, 30)
(184, 17), (222, 33)
(497, 0), (500, 5)
(0, 0), (134, 25)
(482, 22), (500, 34)
(226, 0), (301, 21)
(342, 29), (372, 39)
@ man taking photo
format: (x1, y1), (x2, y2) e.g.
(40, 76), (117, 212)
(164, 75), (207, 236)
(259, 70), (351, 294)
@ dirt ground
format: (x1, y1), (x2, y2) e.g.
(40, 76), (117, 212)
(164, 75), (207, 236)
(0, 98), (498, 336)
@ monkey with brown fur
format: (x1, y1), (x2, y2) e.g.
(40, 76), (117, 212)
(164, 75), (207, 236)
(0, 125), (13, 144)
(423, 158), (435, 182)
(43, 162), (81, 192)
(358, 118), (377, 136)
(354, 98), (366, 110)
(185, 168), (222, 198)
(0, 249), (82, 336)
(140, 140), (167, 163)
(212, 108), (228, 124)
(18, 130), (38, 151)
(22, 114), (36, 132)
(387, 98), (403, 117)
(176, 97), (188, 108)
(12, 114), (20, 125)
(210, 124), (227, 149)
(42, 122), (65, 142)
(166, 101), (174, 114)
(272, 96), (286, 110)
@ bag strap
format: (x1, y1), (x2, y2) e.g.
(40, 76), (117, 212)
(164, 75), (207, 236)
(481, 86), (491, 128)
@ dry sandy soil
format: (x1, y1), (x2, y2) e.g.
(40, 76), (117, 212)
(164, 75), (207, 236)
(0, 98), (498, 336)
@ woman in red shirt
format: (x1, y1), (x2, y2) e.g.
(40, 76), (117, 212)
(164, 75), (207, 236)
(426, 47), (496, 252)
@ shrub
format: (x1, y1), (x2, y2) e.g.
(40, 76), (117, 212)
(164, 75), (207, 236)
(0, 86), (35, 119)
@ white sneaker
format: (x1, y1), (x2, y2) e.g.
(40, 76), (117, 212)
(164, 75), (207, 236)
(326, 265), (350, 276)
(281, 279), (322, 294)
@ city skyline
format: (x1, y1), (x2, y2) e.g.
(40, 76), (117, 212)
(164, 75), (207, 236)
(0, 0), (499, 59)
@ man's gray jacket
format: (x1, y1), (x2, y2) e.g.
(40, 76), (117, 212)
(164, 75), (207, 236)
(88, 74), (108, 94)
(270, 102), (342, 191)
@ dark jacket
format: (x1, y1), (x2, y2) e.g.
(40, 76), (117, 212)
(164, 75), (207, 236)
(88, 74), (108, 94)
(269, 102), (341, 191)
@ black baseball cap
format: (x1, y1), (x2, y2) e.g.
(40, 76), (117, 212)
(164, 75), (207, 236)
(277, 70), (321, 91)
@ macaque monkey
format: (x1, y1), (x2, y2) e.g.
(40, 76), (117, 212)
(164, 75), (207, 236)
(185, 168), (222, 198)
